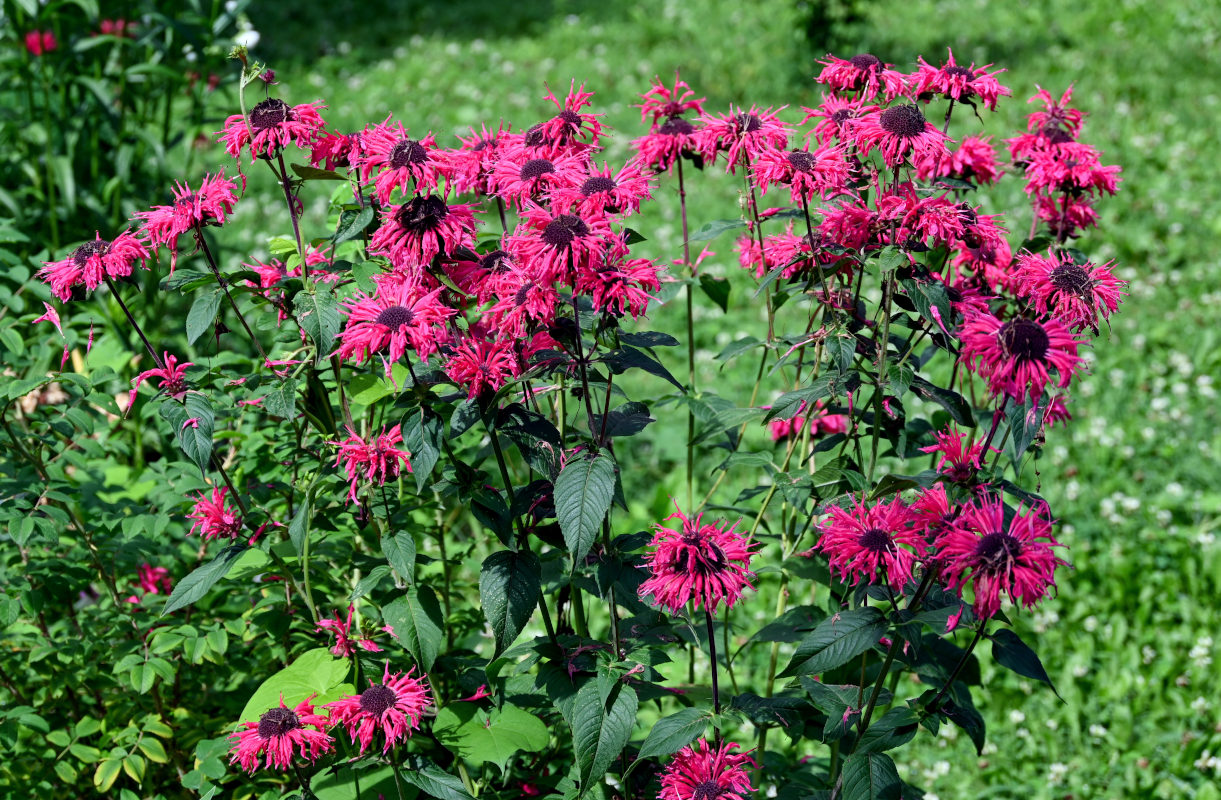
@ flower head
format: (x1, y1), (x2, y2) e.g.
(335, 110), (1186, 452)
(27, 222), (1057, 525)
(24, 30), (57, 56)
(800, 94), (878, 145)
(444, 337), (519, 399)
(852, 104), (950, 168)
(549, 159), (655, 218)
(639, 72), (705, 125)
(508, 203), (612, 280)
(695, 106), (791, 172)
(631, 114), (704, 173)
(751, 143), (852, 203)
(187, 487), (244, 541)
(126, 563), (172, 603)
(219, 98), (327, 163)
(959, 310), (1085, 401)
(39, 231), (150, 301)
(935, 496), (1067, 618)
(229, 696), (334, 773)
(317, 605), (383, 657)
(489, 148), (587, 209)
(921, 426), (990, 483)
(449, 122), (511, 195)
(336, 275), (454, 370)
(1015, 249), (1126, 333)
(129, 351), (193, 407)
(909, 49), (1011, 110)
(326, 664), (432, 755)
(358, 118), (453, 204)
(815, 53), (907, 101)
(914, 135), (1001, 185)
(331, 425), (413, 504)
(134, 172), (240, 271)
(310, 129), (362, 172)
(536, 81), (604, 151)
(368, 194), (478, 272)
(638, 502), (756, 615)
(817, 494), (925, 590)
(659, 739), (755, 800)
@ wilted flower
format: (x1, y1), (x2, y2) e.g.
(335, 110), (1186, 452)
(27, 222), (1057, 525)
(134, 172), (240, 271)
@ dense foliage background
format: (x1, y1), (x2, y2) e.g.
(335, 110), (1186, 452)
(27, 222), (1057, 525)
(2, 0), (1219, 798)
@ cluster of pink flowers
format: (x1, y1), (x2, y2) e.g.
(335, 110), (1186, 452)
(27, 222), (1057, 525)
(228, 664), (431, 773)
(24, 30), (57, 56)
(124, 563), (172, 604)
(816, 485), (1066, 618)
(638, 502), (758, 615)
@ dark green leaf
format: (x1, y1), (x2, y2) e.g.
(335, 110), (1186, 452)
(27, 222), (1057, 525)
(294, 286), (341, 362)
(381, 532), (417, 583)
(185, 290), (221, 345)
(602, 347), (684, 392)
(401, 764), (476, 800)
(715, 336), (762, 364)
(479, 551), (541, 656)
(619, 331), (679, 348)
(592, 402), (654, 438)
(264, 378), (298, 419)
(554, 452), (615, 566)
(699, 274), (730, 312)
(288, 495), (311, 557)
(402, 409), (443, 491)
(291, 163), (346, 181)
(451, 399), (481, 437)
(780, 607), (887, 677)
(991, 628), (1060, 697)
(910, 376), (974, 426)
(634, 708), (709, 762)
(383, 587), (444, 671)
(161, 546), (246, 616)
(158, 394), (215, 474)
(840, 753), (902, 800)
(854, 707), (919, 754)
(571, 681), (637, 794)
(689, 218), (747, 242)
(332, 206), (376, 246)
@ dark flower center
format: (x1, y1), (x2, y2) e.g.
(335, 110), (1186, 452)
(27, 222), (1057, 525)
(514, 282), (534, 307)
(1049, 262), (1095, 297)
(396, 195), (449, 233)
(256, 706), (301, 739)
(942, 65), (975, 80)
(658, 116), (695, 136)
(692, 780), (726, 800)
(678, 533), (727, 575)
(998, 318), (1050, 363)
(581, 176), (617, 195)
(557, 109), (584, 132)
(541, 214), (589, 249)
(359, 683), (398, 716)
(830, 108), (853, 125)
(735, 113), (763, 134)
(850, 53), (881, 72)
(250, 98), (290, 131)
(389, 138), (428, 169)
(858, 527), (893, 553)
(72, 239), (110, 266)
(974, 531), (1022, 573)
(481, 249), (512, 273)
(175, 193), (198, 213)
(1041, 124), (1074, 145)
(879, 105), (928, 138)
(376, 305), (415, 328)
(524, 123), (547, 148)
(520, 159), (556, 182)
(787, 150), (817, 173)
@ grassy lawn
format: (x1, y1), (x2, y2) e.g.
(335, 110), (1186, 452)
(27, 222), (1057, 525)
(169, 0), (1221, 796)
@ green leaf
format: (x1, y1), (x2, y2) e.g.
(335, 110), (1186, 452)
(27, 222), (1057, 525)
(161, 546), (247, 616)
(780, 607), (887, 677)
(554, 451), (615, 567)
(382, 586), (444, 671)
(236, 648), (352, 726)
(264, 377), (298, 419)
(872, 246), (907, 274)
(94, 758), (122, 792)
(381, 531), (417, 583)
(434, 703), (550, 773)
(136, 737), (168, 764)
(479, 551), (541, 657)
(603, 347), (684, 391)
(840, 752), (902, 800)
(689, 218), (747, 242)
(349, 373), (393, 405)
(295, 285), (341, 362)
(635, 708), (709, 763)
(157, 393), (215, 474)
(698, 274), (730, 312)
(991, 628), (1060, 698)
(291, 163), (346, 181)
(289, 495), (311, 557)
(910, 376), (974, 427)
(332, 206), (376, 246)
(854, 707), (919, 754)
(185, 290), (221, 345)
(402, 408), (443, 491)
(715, 336), (762, 364)
(571, 681), (637, 795)
(401, 764), (476, 800)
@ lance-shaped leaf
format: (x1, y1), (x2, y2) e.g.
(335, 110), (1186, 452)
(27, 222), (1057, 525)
(554, 451), (615, 567)
(780, 607), (887, 677)
(161, 545), (246, 616)
(570, 681), (637, 795)
(479, 550), (541, 656)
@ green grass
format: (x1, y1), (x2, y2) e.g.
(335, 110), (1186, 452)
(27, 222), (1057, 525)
(187, 0), (1221, 796)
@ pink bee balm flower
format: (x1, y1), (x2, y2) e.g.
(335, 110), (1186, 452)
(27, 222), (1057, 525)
(1034, 192), (1099, 240)
(331, 425), (413, 504)
(935, 496), (1067, 619)
(658, 739), (755, 800)
(489, 148), (587, 209)
(326, 664), (432, 755)
(914, 135), (1002, 185)
(1015, 249), (1126, 334)
(229, 695), (334, 774)
(1022, 141), (1121, 198)
(631, 114), (703, 173)
(126, 562), (172, 603)
(317, 605), (382, 657)
(800, 94), (879, 145)
(444, 337), (519, 399)
(39, 231), (150, 301)
(921, 426), (990, 483)
(368, 194), (478, 272)
(549, 159), (655, 218)
(958, 310), (1085, 402)
(816, 494), (926, 590)
(750, 143), (852, 203)
(638, 71), (705, 125)
(815, 53), (907, 102)
(129, 351), (194, 406)
(310, 129), (361, 172)
(187, 487), (244, 541)
(1024, 85), (1085, 143)
(852, 104), (951, 168)
(219, 98), (326, 163)
(24, 30), (57, 56)
(508, 203), (613, 281)
(335, 275), (454, 369)
(134, 171), (240, 271)
(638, 502), (757, 615)
(695, 105), (791, 173)
(909, 48), (1011, 111)
(449, 122), (510, 196)
(536, 81), (605, 150)
(575, 253), (661, 319)
(358, 119), (453, 204)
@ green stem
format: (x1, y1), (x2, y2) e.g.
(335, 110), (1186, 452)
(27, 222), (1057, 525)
(927, 623), (987, 713)
(678, 157), (697, 510)
(705, 607), (721, 739)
